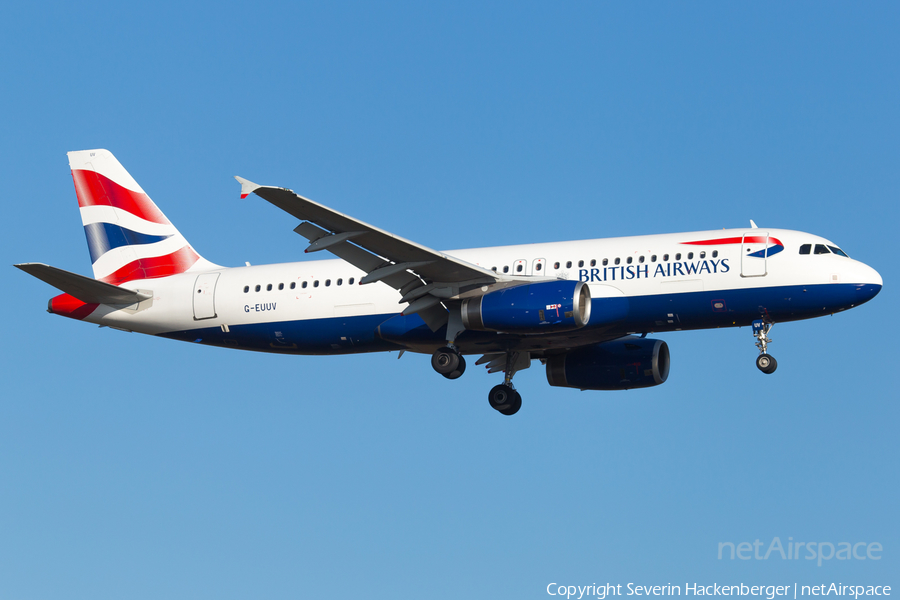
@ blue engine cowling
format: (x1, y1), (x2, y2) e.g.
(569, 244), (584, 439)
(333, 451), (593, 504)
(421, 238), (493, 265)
(545, 336), (670, 390)
(461, 280), (591, 333)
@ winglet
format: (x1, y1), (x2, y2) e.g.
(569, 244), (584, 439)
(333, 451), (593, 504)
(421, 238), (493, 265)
(235, 176), (261, 200)
(749, 219), (758, 229)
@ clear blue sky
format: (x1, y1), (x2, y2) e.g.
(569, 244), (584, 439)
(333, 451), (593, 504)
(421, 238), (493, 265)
(1, 2), (897, 598)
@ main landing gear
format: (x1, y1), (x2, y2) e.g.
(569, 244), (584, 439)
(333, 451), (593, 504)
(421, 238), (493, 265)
(488, 383), (521, 416)
(430, 347), (526, 415)
(431, 346), (467, 380)
(481, 351), (529, 416)
(752, 319), (777, 374)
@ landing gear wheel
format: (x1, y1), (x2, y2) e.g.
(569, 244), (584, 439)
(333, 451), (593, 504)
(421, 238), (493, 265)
(756, 353), (777, 374)
(499, 391), (522, 416)
(488, 384), (521, 415)
(431, 346), (460, 375)
(442, 355), (467, 380)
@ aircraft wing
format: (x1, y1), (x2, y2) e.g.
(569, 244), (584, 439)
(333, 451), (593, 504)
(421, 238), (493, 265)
(236, 177), (505, 330)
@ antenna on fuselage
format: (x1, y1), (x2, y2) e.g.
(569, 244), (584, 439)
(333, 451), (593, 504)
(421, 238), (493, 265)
(749, 220), (759, 229)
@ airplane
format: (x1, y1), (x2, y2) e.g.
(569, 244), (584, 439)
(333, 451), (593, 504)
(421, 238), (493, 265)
(16, 149), (883, 415)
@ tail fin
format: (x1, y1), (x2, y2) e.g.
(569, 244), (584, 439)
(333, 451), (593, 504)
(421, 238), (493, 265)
(68, 149), (218, 285)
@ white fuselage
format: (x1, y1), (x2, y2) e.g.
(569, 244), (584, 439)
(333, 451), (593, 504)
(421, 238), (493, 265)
(76, 227), (881, 357)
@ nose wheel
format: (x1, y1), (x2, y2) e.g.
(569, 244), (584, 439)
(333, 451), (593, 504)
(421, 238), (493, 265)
(756, 353), (777, 374)
(752, 319), (777, 374)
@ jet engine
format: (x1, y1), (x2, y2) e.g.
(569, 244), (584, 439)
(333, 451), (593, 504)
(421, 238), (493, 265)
(546, 336), (670, 390)
(461, 280), (591, 334)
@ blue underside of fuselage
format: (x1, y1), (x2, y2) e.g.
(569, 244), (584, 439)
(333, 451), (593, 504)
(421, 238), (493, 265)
(157, 283), (881, 355)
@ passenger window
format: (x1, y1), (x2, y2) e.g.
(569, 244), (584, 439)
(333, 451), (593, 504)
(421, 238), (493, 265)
(799, 244), (811, 255)
(712, 250), (718, 258)
(590, 259), (596, 267)
(314, 280), (320, 288)
(651, 255), (657, 262)
(675, 253), (681, 260)
(492, 266), (497, 272)
(566, 261), (572, 268)
(553, 262), (560, 269)
(614, 258), (621, 265)
(815, 244), (830, 255)
(602, 259), (608, 266)
(687, 252), (693, 260)
(325, 279), (331, 286)
(337, 278), (343, 285)
(578, 260), (584, 268)
(663, 254), (669, 261)
(349, 277), (355, 285)
(535, 263), (542, 271)
(243, 286), (249, 293)
(638, 256), (645, 263)
(290, 282), (296, 289)
(267, 284), (273, 291)
(626, 257), (633, 264)
(516, 264), (523, 273)
(828, 246), (848, 257)
(302, 281), (308, 289)
(278, 283), (284, 290)
(699, 251), (705, 259)
(255, 285), (261, 292)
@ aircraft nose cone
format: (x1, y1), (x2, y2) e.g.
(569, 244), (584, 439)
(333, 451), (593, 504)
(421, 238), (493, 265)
(869, 265), (883, 288)
(854, 263), (882, 304)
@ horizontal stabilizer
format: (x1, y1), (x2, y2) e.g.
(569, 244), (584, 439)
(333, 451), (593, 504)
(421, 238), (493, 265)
(15, 263), (152, 304)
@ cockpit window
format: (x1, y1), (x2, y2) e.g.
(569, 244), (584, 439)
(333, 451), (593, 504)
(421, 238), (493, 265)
(828, 245), (849, 257)
(799, 244), (811, 255)
(814, 244), (830, 255)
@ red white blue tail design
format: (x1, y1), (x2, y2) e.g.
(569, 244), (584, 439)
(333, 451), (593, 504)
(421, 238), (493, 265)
(69, 149), (217, 284)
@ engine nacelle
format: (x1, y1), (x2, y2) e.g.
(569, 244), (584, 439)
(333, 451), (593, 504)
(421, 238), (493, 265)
(546, 336), (670, 391)
(461, 280), (591, 334)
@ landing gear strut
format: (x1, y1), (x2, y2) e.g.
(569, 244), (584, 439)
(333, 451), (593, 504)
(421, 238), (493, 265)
(752, 319), (777, 374)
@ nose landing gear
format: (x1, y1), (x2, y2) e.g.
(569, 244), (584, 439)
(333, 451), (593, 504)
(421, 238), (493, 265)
(752, 319), (777, 374)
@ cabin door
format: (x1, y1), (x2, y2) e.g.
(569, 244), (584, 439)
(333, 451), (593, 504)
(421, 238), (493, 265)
(741, 232), (769, 277)
(193, 273), (220, 320)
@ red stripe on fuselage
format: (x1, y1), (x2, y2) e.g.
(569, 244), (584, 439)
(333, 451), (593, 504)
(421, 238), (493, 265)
(72, 169), (170, 225)
(682, 236), (783, 246)
(49, 293), (99, 320)
(100, 245), (200, 285)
